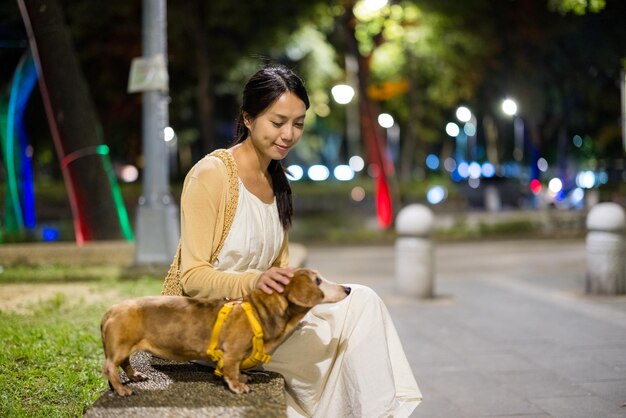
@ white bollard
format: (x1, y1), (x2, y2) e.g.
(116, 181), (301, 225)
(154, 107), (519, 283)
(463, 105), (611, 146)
(586, 202), (625, 294)
(484, 185), (502, 212)
(395, 204), (435, 298)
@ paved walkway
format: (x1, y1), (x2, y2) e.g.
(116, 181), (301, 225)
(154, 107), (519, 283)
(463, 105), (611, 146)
(306, 239), (626, 418)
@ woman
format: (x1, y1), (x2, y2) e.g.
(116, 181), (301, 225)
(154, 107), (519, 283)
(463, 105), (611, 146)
(174, 65), (422, 417)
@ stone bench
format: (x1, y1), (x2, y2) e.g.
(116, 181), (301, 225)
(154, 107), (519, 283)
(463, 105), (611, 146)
(84, 352), (286, 418)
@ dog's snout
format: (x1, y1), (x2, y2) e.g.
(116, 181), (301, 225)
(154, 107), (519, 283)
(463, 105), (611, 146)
(343, 286), (351, 295)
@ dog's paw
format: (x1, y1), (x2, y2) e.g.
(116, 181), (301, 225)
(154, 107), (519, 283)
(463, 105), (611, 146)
(114, 385), (134, 397)
(225, 377), (250, 394)
(127, 371), (148, 382)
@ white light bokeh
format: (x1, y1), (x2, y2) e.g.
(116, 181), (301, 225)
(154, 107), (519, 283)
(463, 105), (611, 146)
(501, 98), (518, 116)
(446, 122), (460, 137)
(426, 185), (447, 205)
(349, 155), (365, 172)
(456, 106), (472, 123)
(378, 113), (394, 128)
(164, 126), (175, 142)
(354, 0), (388, 20)
(481, 162), (496, 178)
(548, 177), (563, 193)
(308, 165), (330, 181)
(287, 165), (304, 181)
(457, 161), (470, 178)
(468, 162), (482, 179)
(333, 165), (355, 181)
(576, 171), (595, 189)
(331, 84), (355, 105)
(119, 165), (139, 183)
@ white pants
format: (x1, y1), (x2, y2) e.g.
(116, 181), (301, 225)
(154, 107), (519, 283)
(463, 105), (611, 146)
(264, 285), (422, 418)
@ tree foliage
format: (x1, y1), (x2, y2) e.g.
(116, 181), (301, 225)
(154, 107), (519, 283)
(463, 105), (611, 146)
(1, 0), (624, 185)
(471, 0), (626, 165)
(1, 0), (332, 175)
(548, 0), (606, 15)
(346, 0), (625, 173)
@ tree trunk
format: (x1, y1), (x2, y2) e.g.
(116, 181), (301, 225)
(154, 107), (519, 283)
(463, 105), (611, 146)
(190, 1), (215, 155)
(341, 4), (395, 227)
(400, 55), (421, 184)
(18, 0), (132, 243)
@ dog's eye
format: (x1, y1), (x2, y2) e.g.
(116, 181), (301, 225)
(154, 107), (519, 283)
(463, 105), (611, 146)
(315, 277), (322, 286)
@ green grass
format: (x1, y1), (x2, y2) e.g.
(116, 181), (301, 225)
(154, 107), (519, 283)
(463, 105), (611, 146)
(0, 273), (162, 417)
(291, 212), (396, 245)
(433, 219), (543, 241)
(0, 265), (122, 284)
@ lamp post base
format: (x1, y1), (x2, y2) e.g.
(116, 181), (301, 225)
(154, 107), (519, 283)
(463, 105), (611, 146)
(134, 200), (179, 265)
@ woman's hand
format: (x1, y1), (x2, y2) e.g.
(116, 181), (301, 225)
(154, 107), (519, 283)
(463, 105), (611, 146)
(257, 267), (294, 294)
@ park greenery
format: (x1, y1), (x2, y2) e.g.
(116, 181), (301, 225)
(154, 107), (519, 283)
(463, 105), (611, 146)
(0, 0), (624, 242)
(1, 0), (623, 176)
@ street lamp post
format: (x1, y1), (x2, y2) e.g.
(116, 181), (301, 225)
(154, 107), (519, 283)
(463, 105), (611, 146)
(133, 0), (179, 264)
(619, 70), (626, 151)
(456, 106), (477, 162)
(378, 113), (398, 169)
(331, 81), (359, 161)
(445, 121), (462, 163)
(344, 54), (361, 158)
(502, 98), (524, 162)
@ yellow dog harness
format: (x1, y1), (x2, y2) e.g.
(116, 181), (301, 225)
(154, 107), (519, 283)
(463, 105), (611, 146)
(206, 300), (271, 377)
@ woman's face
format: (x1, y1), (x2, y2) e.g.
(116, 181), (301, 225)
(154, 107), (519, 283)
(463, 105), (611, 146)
(244, 92), (307, 162)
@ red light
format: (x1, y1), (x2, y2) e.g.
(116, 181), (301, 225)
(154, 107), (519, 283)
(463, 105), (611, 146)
(375, 174), (392, 228)
(530, 179), (542, 195)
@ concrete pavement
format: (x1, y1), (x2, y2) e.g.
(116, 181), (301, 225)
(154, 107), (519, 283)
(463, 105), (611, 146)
(75, 238), (626, 416)
(307, 239), (626, 418)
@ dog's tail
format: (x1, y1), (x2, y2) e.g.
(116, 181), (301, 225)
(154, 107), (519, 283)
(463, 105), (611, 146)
(100, 309), (112, 351)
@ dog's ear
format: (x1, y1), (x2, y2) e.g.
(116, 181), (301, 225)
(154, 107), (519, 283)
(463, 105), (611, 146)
(285, 275), (324, 308)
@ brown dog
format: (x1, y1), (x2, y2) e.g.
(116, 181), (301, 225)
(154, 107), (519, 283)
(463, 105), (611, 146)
(101, 268), (350, 396)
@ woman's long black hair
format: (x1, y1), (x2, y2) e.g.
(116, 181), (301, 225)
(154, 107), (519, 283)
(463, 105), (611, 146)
(232, 65), (310, 230)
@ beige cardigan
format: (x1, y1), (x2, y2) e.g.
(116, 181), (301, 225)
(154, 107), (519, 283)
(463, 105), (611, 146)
(179, 151), (290, 299)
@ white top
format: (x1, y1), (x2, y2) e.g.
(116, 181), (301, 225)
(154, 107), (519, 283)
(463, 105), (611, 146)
(211, 178), (421, 418)
(214, 179), (283, 272)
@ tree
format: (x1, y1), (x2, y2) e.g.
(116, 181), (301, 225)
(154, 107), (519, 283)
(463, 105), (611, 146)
(47, 0), (331, 174)
(15, 0), (133, 242)
(167, 0), (328, 161)
(472, 0), (626, 173)
(363, 0), (624, 181)
(6, 0), (624, 192)
(337, 0), (496, 184)
(548, 0), (606, 15)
